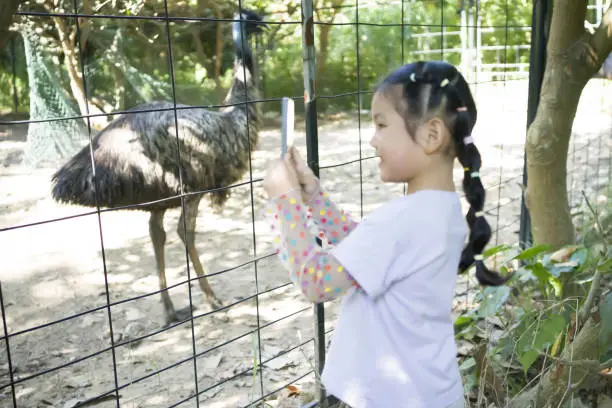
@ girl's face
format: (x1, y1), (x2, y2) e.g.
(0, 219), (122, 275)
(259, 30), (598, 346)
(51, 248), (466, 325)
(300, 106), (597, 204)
(369, 91), (431, 183)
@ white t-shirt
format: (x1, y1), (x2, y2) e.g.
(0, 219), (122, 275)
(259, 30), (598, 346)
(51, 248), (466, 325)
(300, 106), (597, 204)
(323, 189), (468, 408)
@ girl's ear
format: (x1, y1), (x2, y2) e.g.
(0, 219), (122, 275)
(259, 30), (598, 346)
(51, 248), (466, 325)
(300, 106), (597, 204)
(418, 117), (448, 155)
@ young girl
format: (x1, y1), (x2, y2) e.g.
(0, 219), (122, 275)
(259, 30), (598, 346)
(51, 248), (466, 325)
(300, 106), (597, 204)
(262, 60), (509, 408)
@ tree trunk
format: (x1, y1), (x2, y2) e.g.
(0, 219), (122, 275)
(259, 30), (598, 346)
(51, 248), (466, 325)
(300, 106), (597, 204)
(49, 12), (107, 129)
(52, 16), (87, 116)
(314, 0), (344, 93)
(78, 0), (92, 54)
(524, 61), (585, 248)
(214, 12), (224, 100)
(0, 0), (21, 50)
(317, 22), (332, 92)
(524, 1), (612, 248)
(511, 5), (612, 403)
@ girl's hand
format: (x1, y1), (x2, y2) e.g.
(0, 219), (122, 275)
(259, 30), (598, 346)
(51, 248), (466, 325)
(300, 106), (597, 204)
(263, 156), (301, 199)
(287, 146), (320, 203)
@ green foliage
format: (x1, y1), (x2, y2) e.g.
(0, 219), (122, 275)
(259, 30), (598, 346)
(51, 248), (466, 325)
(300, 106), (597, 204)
(453, 193), (612, 402)
(600, 292), (612, 363)
(454, 242), (596, 397)
(1, 0), (535, 114)
(515, 312), (567, 373)
(0, 36), (28, 112)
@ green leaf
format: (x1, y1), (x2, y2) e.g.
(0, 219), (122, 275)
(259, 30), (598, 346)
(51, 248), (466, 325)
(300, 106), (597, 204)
(527, 262), (551, 285)
(459, 357), (476, 371)
(514, 244), (552, 261)
(548, 262), (578, 277)
(534, 315), (567, 349)
(514, 312), (538, 350)
(454, 314), (474, 330)
(548, 275), (563, 298)
(516, 266), (536, 282)
(517, 314), (567, 372)
(569, 247), (589, 267)
(454, 314), (478, 338)
(483, 244), (514, 258)
(551, 329), (564, 356)
(519, 349), (539, 374)
(599, 256), (612, 274)
(526, 262), (563, 297)
(476, 286), (511, 318)
(599, 292), (612, 363)
(462, 369), (477, 395)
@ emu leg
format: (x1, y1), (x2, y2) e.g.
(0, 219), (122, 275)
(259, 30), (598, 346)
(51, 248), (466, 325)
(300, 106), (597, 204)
(149, 210), (184, 325)
(177, 195), (223, 310)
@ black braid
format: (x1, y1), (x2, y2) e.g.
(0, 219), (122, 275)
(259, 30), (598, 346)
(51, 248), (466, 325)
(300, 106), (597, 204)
(376, 60), (510, 286)
(445, 80), (509, 286)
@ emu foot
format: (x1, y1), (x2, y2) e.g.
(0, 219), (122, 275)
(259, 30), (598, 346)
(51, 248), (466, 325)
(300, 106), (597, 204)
(206, 294), (224, 311)
(206, 295), (230, 322)
(164, 305), (195, 326)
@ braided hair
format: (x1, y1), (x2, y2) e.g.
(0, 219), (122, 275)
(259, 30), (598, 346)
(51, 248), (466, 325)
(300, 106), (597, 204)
(375, 60), (509, 286)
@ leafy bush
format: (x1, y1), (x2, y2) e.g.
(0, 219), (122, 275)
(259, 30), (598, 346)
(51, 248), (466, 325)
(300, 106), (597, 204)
(454, 194), (612, 406)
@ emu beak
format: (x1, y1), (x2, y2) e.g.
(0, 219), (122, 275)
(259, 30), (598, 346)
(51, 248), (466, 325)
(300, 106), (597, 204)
(257, 20), (269, 33)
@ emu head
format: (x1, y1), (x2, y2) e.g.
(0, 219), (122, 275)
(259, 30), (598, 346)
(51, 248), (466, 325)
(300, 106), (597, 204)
(241, 9), (266, 35)
(232, 8), (266, 44)
(231, 8), (266, 78)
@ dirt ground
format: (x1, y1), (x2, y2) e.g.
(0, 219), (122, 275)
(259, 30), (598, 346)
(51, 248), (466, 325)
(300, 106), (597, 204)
(0, 79), (610, 408)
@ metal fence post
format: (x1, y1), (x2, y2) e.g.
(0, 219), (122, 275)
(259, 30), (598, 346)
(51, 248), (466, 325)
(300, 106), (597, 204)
(1, 282), (17, 408)
(300, 0), (327, 406)
(519, 0), (551, 251)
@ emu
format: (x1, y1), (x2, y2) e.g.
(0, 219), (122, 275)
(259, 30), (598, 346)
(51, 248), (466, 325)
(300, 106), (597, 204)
(50, 9), (267, 325)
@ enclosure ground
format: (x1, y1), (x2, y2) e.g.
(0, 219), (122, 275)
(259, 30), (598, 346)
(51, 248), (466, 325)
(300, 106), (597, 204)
(0, 79), (610, 408)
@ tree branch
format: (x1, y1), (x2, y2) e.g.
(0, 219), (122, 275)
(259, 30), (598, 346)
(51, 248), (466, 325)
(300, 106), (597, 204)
(590, 4), (612, 65)
(578, 191), (609, 322)
(79, 0), (92, 52)
(538, 350), (612, 372)
(547, 0), (588, 53)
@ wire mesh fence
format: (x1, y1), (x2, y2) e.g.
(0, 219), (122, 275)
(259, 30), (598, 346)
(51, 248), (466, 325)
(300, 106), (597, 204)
(0, 0), (611, 407)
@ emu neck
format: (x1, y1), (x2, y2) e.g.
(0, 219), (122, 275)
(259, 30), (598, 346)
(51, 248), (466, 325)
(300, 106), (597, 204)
(224, 23), (257, 107)
(223, 59), (257, 106)
(222, 23), (260, 146)
(221, 58), (260, 151)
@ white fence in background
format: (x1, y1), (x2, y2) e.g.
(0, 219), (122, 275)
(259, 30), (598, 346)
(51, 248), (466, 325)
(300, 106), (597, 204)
(406, 0), (610, 84)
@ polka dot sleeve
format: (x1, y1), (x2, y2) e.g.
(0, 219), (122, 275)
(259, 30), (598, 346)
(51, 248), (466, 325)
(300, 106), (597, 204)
(305, 184), (359, 246)
(264, 188), (360, 303)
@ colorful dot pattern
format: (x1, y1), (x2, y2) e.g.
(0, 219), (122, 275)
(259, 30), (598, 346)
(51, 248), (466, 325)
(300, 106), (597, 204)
(265, 188), (361, 302)
(307, 189), (359, 245)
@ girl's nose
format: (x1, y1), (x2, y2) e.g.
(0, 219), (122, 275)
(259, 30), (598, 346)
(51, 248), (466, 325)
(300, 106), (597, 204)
(369, 133), (377, 149)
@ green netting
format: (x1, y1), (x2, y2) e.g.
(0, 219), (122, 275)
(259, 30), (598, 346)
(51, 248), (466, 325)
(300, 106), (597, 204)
(21, 28), (87, 168)
(102, 28), (172, 104)
(20, 24), (215, 169)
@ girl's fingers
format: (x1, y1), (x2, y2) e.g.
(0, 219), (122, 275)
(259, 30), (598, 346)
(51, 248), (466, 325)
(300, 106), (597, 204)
(286, 146), (296, 167)
(293, 146), (304, 164)
(283, 153), (295, 172)
(293, 148), (308, 172)
(290, 147), (302, 170)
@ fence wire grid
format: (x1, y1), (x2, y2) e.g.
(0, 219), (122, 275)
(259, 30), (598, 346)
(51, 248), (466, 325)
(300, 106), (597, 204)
(0, 0), (611, 408)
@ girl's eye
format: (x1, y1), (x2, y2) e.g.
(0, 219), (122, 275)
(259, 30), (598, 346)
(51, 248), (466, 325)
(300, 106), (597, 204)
(376, 123), (387, 129)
